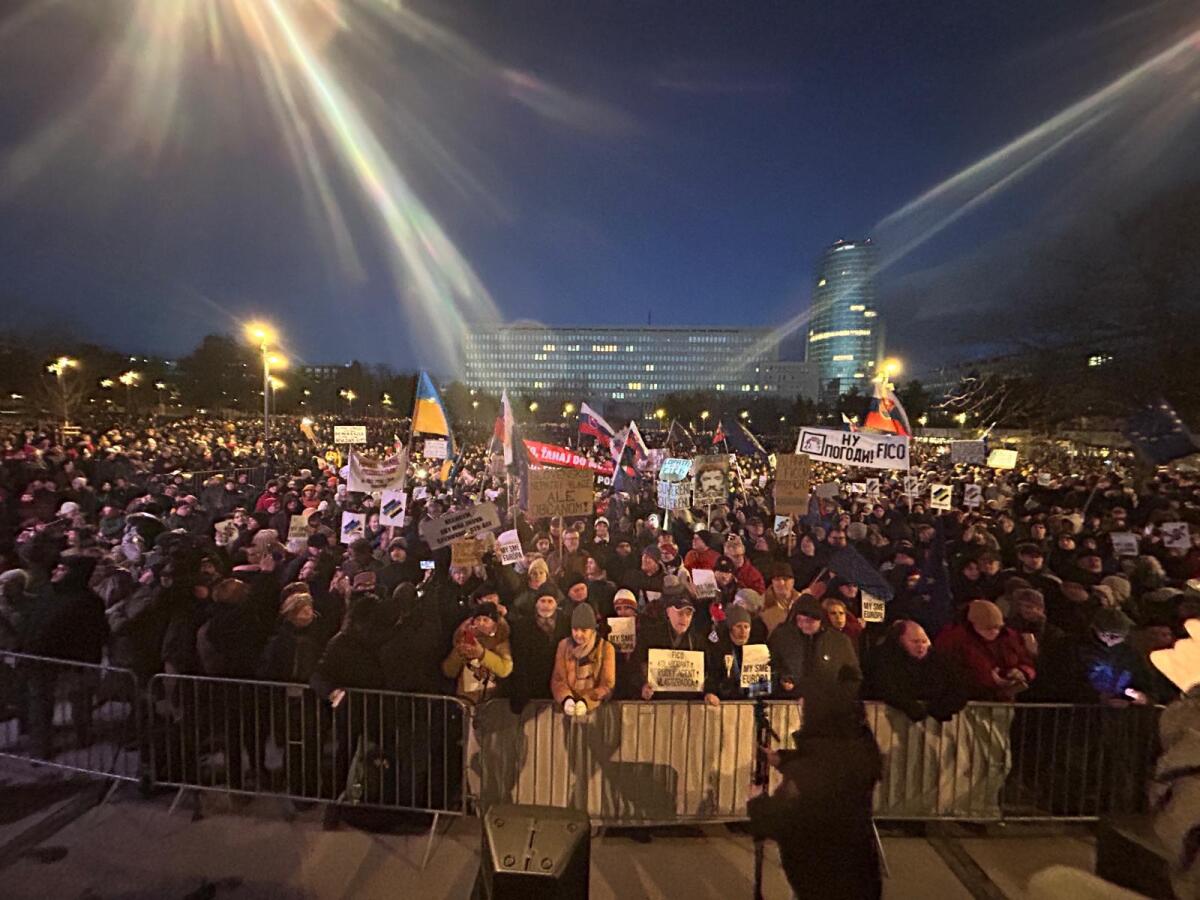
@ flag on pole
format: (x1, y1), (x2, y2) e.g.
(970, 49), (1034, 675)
(863, 380), (911, 436)
(411, 371), (456, 480)
(627, 420), (649, 459)
(1123, 400), (1199, 465)
(666, 419), (697, 453)
(712, 420), (727, 446)
(718, 416), (768, 458)
(494, 390), (516, 466)
(841, 413), (860, 433)
(578, 403), (616, 447)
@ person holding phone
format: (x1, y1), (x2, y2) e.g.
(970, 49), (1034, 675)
(933, 600), (1036, 701)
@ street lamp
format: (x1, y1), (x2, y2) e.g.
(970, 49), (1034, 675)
(740, 409), (750, 420)
(654, 408), (666, 421)
(529, 401), (539, 413)
(245, 321), (284, 470)
(563, 401), (577, 417)
(118, 370), (140, 414)
(154, 381), (167, 414)
(381, 392), (393, 408)
(879, 357), (903, 391)
(339, 388), (357, 412)
(100, 378), (114, 389)
(700, 410), (710, 424)
(46, 356), (77, 426)
(954, 412), (968, 426)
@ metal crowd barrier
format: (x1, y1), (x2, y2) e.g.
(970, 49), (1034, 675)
(183, 466), (269, 492)
(146, 674), (472, 821)
(468, 699), (1161, 826)
(0, 651), (142, 784)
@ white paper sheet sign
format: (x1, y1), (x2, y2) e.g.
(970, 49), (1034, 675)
(1161, 522), (1192, 551)
(903, 476), (919, 498)
(963, 484), (983, 508)
(379, 489), (407, 527)
(340, 511), (364, 545)
(647, 649), (705, 693)
(333, 424), (367, 445)
(691, 567), (717, 599)
(739, 644), (771, 689)
(773, 515), (793, 537)
(497, 529), (526, 566)
(929, 484), (953, 511)
(1110, 532), (1139, 557)
(987, 448), (1018, 469)
(423, 438), (448, 460)
(865, 478), (880, 496)
(607, 617), (635, 653)
(861, 591), (886, 623)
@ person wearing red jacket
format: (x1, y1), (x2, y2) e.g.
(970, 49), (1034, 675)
(683, 529), (720, 571)
(723, 534), (766, 593)
(933, 600), (1036, 702)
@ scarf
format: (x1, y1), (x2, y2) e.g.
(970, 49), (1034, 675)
(571, 632), (597, 696)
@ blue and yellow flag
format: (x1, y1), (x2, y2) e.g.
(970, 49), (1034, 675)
(411, 371), (457, 480)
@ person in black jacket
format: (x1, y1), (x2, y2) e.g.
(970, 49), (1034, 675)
(507, 588), (569, 708)
(705, 604), (773, 703)
(865, 620), (967, 722)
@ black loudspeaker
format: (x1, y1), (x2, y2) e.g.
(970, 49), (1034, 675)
(1095, 815), (1175, 899)
(477, 804), (590, 900)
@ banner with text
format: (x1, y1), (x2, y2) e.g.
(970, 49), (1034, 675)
(418, 502), (502, 549)
(523, 439), (614, 475)
(796, 427), (909, 471)
(347, 449), (407, 494)
(527, 468), (595, 518)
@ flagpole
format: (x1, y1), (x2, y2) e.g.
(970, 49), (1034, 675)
(401, 373), (418, 492)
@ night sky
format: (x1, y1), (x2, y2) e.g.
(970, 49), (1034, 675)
(1, 0), (1197, 376)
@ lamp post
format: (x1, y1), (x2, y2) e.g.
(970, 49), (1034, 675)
(154, 381), (167, 414)
(46, 356), (77, 427)
(339, 388), (357, 414)
(879, 357), (903, 393)
(245, 322), (284, 473)
(118, 370), (140, 416)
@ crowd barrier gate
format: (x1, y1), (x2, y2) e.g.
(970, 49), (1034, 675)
(468, 699), (1161, 826)
(0, 651), (142, 789)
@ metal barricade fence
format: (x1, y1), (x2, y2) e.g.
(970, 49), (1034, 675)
(469, 699), (1161, 826)
(146, 674), (472, 817)
(183, 466), (269, 493)
(0, 651), (142, 783)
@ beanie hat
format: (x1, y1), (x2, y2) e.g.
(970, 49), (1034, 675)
(563, 573), (588, 592)
(846, 522), (869, 543)
(734, 588), (765, 614)
(726, 604), (752, 627)
(769, 562), (794, 581)
(1091, 606), (1133, 636)
(792, 593), (823, 620)
(613, 589), (637, 612)
(967, 600), (1005, 631)
(641, 545), (662, 562)
(1100, 574), (1131, 607)
(571, 603), (597, 630)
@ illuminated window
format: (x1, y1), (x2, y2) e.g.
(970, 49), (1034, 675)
(1088, 354), (1112, 367)
(849, 304), (865, 312)
(853, 372), (865, 379)
(817, 278), (827, 287)
(832, 354), (854, 362)
(863, 310), (878, 318)
(809, 329), (872, 342)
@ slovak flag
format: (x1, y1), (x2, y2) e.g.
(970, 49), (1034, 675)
(578, 403), (616, 447)
(712, 421), (727, 446)
(863, 380), (912, 436)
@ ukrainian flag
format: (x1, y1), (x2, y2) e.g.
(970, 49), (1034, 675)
(412, 371), (457, 481)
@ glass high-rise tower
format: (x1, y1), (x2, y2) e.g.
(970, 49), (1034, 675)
(805, 239), (882, 399)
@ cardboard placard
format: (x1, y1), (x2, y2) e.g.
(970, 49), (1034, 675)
(815, 482), (840, 499)
(1161, 522), (1192, 551)
(1037, 473), (1053, 487)
(450, 538), (484, 568)
(497, 529), (525, 566)
(861, 591), (886, 623)
(418, 502), (502, 549)
(850, 482), (867, 495)
(657, 480), (690, 511)
(607, 617), (635, 653)
(1110, 532), (1140, 557)
(647, 649), (705, 693)
(987, 448), (1018, 470)
(692, 455), (731, 507)
(692, 567), (717, 599)
(213, 519), (239, 547)
(773, 515), (793, 538)
(903, 475), (920, 498)
(423, 438), (448, 460)
(334, 424), (367, 445)
(950, 441), (986, 465)
(340, 511), (365, 545)
(412, 486), (428, 501)
(379, 489), (407, 527)
(287, 514), (310, 542)
(739, 644), (771, 689)
(963, 484), (983, 508)
(658, 458), (693, 483)
(773, 454), (811, 516)
(929, 484), (953, 511)
(527, 468), (594, 518)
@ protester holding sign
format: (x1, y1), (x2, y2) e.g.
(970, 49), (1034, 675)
(706, 605), (774, 703)
(640, 596), (712, 700)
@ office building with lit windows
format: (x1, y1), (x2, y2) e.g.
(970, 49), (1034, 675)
(464, 325), (801, 405)
(806, 239), (883, 399)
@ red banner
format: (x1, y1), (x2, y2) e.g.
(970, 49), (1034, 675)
(523, 439), (614, 475)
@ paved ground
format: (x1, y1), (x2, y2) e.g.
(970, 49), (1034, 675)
(0, 764), (1115, 900)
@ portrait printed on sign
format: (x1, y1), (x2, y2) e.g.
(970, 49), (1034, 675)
(692, 455), (730, 508)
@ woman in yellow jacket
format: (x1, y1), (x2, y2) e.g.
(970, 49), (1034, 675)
(551, 603), (616, 717)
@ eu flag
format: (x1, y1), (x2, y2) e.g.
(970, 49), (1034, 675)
(1123, 400), (1198, 465)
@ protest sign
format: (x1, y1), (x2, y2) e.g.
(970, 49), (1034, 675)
(333, 424), (367, 445)
(423, 438), (448, 460)
(450, 538), (484, 568)
(523, 439), (614, 475)
(929, 484), (953, 511)
(773, 454), (811, 515)
(693, 455), (731, 507)
(740, 644), (771, 690)
(691, 567), (717, 599)
(607, 617), (635, 653)
(659, 457), (693, 483)
(796, 427), (909, 471)
(412, 486), (428, 501)
(647, 649), (705, 693)
(950, 441), (986, 465)
(773, 515), (793, 538)
(1162, 522), (1192, 551)
(861, 591), (886, 623)
(657, 479), (690, 511)
(287, 514), (310, 542)
(865, 478), (880, 497)
(419, 502), (502, 549)
(527, 468), (594, 518)
(850, 482), (867, 495)
(497, 529), (525, 566)
(987, 448), (1018, 470)
(963, 484), (983, 508)
(213, 519), (238, 547)
(903, 475), (920, 498)
(379, 489), (407, 527)
(340, 511), (364, 545)
(1110, 532), (1140, 557)
(347, 449), (406, 493)
(1037, 472), (1053, 487)
(815, 482), (840, 499)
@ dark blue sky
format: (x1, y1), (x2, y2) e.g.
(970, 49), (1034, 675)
(1, 0), (1197, 375)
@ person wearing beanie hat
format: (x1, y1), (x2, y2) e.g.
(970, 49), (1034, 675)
(760, 562), (800, 637)
(706, 602), (772, 704)
(933, 600), (1036, 701)
(606, 588), (643, 700)
(442, 599), (513, 704)
(552, 603), (615, 716)
(1073, 606), (1152, 706)
(767, 591), (860, 701)
(684, 530), (720, 572)
(612, 588), (638, 614)
(257, 582), (324, 688)
(508, 587), (569, 707)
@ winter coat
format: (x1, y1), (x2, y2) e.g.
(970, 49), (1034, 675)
(26, 559), (109, 663)
(768, 622), (862, 701)
(550, 637), (616, 707)
(759, 587), (798, 637)
(706, 631), (774, 700)
(864, 640), (967, 722)
(933, 622), (1036, 702)
(256, 622), (325, 685)
(1150, 691), (1200, 900)
(508, 612), (569, 702)
(376, 597), (446, 695)
(441, 618), (513, 704)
